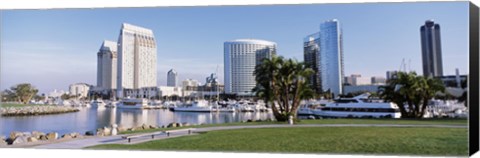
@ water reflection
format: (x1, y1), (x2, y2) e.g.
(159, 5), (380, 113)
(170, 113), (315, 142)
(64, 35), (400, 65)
(0, 107), (273, 136)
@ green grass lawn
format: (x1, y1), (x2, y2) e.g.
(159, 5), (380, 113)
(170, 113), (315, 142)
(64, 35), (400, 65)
(119, 118), (467, 135)
(88, 127), (467, 156)
(0, 103), (48, 108)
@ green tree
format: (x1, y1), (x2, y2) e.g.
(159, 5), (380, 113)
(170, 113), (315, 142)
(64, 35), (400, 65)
(9, 83), (39, 104)
(379, 72), (445, 118)
(253, 55), (315, 122)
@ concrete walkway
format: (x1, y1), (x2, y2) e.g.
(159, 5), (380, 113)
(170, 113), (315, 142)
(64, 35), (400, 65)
(33, 124), (467, 149)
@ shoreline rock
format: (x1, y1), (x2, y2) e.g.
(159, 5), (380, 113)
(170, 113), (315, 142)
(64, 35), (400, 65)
(0, 106), (79, 117)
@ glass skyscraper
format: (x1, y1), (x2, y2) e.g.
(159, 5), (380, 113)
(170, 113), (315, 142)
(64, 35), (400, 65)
(303, 32), (321, 93)
(420, 20), (443, 77)
(224, 39), (276, 96)
(167, 69), (178, 87)
(318, 19), (344, 96)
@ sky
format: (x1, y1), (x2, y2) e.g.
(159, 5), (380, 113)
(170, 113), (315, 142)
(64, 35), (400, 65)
(0, 1), (470, 94)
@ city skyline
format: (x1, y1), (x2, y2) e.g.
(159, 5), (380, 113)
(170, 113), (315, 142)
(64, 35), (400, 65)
(0, 2), (469, 94)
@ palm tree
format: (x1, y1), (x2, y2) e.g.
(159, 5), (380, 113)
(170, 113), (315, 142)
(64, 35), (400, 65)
(379, 71), (445, 118)
(253, 55), (314, 121)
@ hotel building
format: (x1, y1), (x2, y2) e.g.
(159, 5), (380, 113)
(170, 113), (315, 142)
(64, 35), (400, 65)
(224, 39), (276, 96)
(116, 23), (157, 98)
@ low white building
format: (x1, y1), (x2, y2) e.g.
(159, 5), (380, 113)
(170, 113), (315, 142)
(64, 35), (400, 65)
(158, 86), (183, 97)
(69, 83), (91, 98)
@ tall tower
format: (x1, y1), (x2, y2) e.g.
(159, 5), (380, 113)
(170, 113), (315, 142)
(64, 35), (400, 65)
(420, 20), (443, 77)
(117, 23), (157, 98)
(97, 40), (118, 90)
(319, 19), (344, 96)
(167, 69), (178, 87)
(224, 39), (276, 96)
(303, 32), (321, 93)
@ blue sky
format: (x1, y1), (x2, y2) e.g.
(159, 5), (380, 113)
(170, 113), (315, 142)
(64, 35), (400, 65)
(0, 2), (469, 94)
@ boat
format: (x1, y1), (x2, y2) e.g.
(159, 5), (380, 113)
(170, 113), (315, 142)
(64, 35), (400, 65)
(298, 99), (330, 115)
(173, 100), (213, 112)
(91, 99), (106, 107)
(313, 93), (401, 118)
(105, 100), (118, 108)
(117, 98), (149, 109)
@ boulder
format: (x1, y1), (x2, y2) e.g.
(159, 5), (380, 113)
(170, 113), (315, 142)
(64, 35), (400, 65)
(12, 136), (28, 144)
(255, 119), (262, 122)
(127, 128), (135, 132)
(31, 131), (46, 139)
(111, 128), (118, 136)
(46, 132), (58, 140)
(27, 137), (38, 142)
(149, 125), (157, 129)
(182, 122), (190, 127)
(0, 135), (5, 141)
(117, 125), (126, 132)
(161, 125), (166, 128)
(176, 123), (182, 127)
(9, 131), (23, 140)
(141, 124), (149, 130)
(61, 134), (73, 139)
(167, 122), (177, 128)
(85, 131), (94, 136)
(70, 132), (80, 138)
(0, 139), (7, 146)
(39, 135), (48, 140)
(96, 128), (105, 136)
(103, 127), (111, 136)
(247, 119), (253, 122)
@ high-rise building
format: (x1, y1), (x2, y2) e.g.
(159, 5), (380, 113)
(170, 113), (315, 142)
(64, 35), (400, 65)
(167, 69), (178, 87)
(318, 19), (344, 96)
(224, 39), (276, 96)
(386, 70), (399, 81)
(97, 40), (117, 90)
(303, 32), (321, 93)
(420, 20), (443, 77)
(116, 23), (157, 98)
(371, 76), (387, 85)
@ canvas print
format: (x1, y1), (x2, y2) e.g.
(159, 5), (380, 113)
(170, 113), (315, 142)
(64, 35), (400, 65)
(0, 1), (472, 156)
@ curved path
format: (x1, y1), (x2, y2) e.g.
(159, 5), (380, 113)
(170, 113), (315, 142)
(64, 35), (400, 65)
(32, 124), (467, 149)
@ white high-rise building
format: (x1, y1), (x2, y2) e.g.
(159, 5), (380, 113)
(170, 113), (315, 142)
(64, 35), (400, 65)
(69, 83), (91, 99)
(116, 23), (157, 98)
(224, 39), (276, 96)
(97, 40), (117, 90)
(167, 69), (178, 87)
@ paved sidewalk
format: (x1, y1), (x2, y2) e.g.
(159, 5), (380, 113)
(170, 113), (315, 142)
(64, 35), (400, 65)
(33, 124), (467, 149)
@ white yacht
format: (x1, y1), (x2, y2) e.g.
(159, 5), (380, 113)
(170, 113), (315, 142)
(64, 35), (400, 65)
(91, 99), (106, 108)
(117, 98), (149, 109)
(173, 100), (213, 112)
(298, 99), (329, 115)
(313, 93), (401, 118)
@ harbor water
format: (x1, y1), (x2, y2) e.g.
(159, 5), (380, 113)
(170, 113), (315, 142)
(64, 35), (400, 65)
(0, 107), (274, 136)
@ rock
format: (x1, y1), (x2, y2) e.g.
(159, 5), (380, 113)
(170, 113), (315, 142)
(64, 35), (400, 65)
(32, 131), (46, 139)
(85, 131), (94, 136)
(247, 119), (253, 122)
(127, 128), (135, 131)
(111, 128), (118, 136)
(39, 135), (48, 140)
(161, 125), (166, 128)
(96, 128), (106, 136)
(308, 115), (316, 120)
(117, 125), (126, 132)
(167, 122), (177, 128)
(46, 132), (58, 140)
(61, 134), (73, 139)
(22, 132), (32, 137)
(9, 131), (23, 140)
(176, 123), (182, 127)
(255, 119), (262, 122)
(141, 124), (149, 130)
(149, 125), (157, 129)
(103, 127), (111, 136)
(182, 122), (190, 127)
(0, 139), (7, 146)
(27, 137), (38, 142)
(70, 132), (80, 138)
(0, 135), (5, 141)
(12, 136), (28, 144)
